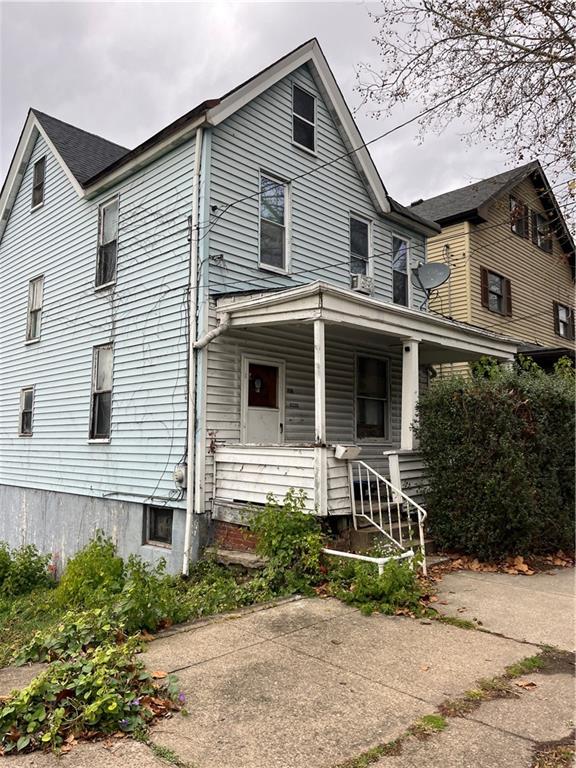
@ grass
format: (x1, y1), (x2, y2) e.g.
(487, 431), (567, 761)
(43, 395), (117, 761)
(0, 588), (60, 667)
(433, 614), (478, 630)
(148, 742), (193, 767)
(505, 655), (545, 678)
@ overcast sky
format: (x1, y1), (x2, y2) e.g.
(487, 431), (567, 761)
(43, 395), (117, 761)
(1, 1), (514, 204)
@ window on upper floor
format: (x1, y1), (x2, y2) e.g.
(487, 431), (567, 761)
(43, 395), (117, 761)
(89, 344), (113, 440)
(392, 236), (410, 306)
(96, 198), (119, 288)
(510, 196), (529, 239)
(144, 505), (173, 547)
(31, 157), (46, 209)
(350, 216), (370, 276)
(26, 276), (44, 342)
(481, 267), (512, 316)
(356, 356), (389, 440)
(292, 84), (316, 153)
(259, 174), (288, 272)
(531, 211), (552, 253)
(19, 387), (34, 436)
(553, 302), (575, 340)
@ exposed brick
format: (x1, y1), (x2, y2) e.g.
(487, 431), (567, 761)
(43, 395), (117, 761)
(212, 520), (258, 552)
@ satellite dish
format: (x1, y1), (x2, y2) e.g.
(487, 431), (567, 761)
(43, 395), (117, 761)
(411, 262), (451, 290)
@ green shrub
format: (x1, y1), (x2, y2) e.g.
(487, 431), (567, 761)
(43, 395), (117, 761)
(1, 640), (181, 753)
(249, 489), (325, 594)
(1, 545), (52, 597)
(0, 542), (11, 587)
(416, 366), (575, 560)
(55, 532), (124, 609)
(327, 557), (424, 616)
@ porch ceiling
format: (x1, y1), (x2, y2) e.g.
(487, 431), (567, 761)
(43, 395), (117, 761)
(215, 282), (519, 362)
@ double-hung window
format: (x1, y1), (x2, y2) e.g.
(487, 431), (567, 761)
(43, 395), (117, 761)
(19, 387), (34, 436)
(259, 174), (287, 271)
(531, 211), (552, 252)
(26, 276), (44, 342)
(553, 302), (575, 340)
(31, 157), (46, 208)
(350, 217), (370, 276)
(90, 344), (113, 440)
(510, 196), (529, 238)
(481, 267), (512, 316)
(392, 236), (410, 306)
(292, 84), (316, 152)
(356, 356), (389, 440)
(96, 198), (119, 287)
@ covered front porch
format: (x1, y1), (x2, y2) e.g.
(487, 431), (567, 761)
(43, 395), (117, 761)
(207, 282), (518, 518)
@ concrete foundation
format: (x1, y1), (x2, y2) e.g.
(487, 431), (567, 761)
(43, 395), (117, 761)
(0, 484), (207, 574)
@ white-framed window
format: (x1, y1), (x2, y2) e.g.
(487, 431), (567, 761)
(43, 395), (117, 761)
(554, 302), (575, 340)
(26, 275), (44, 342)
(510, 196), (529, 239)
(89, 343), (113, 440)
(392, 236), (410, 306)
(96, 198), (119, 288)
(259, 173), (288, 272)
(292, 84), (316, 153)
(19, 387), (34, 436)
(355, 355), (390, 441)
(481, 267), (512, 316)
(531, 211), (552, 253)
(31, 157), (46, 209)
(350, 216), (371, 276)
(144, 505), (173, 547)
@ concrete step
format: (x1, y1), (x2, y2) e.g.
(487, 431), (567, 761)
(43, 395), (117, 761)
(205, 547), (267, 570)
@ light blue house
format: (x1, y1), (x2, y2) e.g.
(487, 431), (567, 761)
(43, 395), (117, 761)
(0, 40), (518, 573)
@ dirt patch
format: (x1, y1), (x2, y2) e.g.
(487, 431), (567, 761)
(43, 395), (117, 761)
(532, 732), (576, 768)
(430, 552), (574, 579)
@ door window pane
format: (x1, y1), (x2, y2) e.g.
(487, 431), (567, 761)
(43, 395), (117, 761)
(248, 364), (278, 408)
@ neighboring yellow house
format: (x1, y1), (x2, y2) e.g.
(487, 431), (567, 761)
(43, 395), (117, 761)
(411, 161), (575, 371)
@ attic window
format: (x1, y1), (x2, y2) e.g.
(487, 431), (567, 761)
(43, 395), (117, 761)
(96, 198), (119, 288)
(292, 84), (316, 152)
(31, 157), (46, 208)
(531, 211), (552, 253)
(509, 197), (528, 239)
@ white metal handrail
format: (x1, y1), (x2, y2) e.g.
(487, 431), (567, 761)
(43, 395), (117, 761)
(348, 460), (428, 575)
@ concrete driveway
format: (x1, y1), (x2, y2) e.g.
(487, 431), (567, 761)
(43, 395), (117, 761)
(6, 569), (575, 768)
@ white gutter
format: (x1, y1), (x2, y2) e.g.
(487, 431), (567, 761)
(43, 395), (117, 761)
(192, 312), (230, 349)
(182, 126), (204, 576)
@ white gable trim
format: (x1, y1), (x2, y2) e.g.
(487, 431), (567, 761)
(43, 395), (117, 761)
(0, 112), (86, 243)
(205, 40), (391, 216)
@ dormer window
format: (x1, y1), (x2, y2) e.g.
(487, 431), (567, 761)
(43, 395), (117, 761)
(292, 85), (316, 152)
(31, 157), (46, 208)
(96, 198), (119, 288)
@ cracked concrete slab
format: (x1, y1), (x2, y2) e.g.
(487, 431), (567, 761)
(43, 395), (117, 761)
(0, 664), (45, 698)
(436, 568), (575, 650)
(2, 739), (167, 767)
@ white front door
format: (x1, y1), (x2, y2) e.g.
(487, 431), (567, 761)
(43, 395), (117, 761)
(242, 358), (284, 443)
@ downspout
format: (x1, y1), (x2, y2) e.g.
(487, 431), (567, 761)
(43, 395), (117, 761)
(182, 126), (204, 576)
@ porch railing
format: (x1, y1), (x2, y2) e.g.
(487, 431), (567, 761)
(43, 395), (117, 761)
(348, 460), (428, 575)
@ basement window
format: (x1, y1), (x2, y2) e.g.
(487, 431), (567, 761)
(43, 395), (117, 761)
(89, 343), (113, 440)
(31, 157), (46, 208)
(19, 387), (34, 436)
(96, 198), (119, 287)
(144, 506), (173, 547)
(292, 84), (316, 152)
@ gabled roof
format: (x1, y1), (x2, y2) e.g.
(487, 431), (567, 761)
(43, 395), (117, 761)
(410, 161), (541, 225)
(1, 38), (440, 240)
(32, 110), (129, 185)
(410, 161), (575, 268)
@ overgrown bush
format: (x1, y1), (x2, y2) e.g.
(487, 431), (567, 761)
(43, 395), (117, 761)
(0, 545), (52, 597)
(55, 533), (124, 608)
(327, 557), (424, 616)
(249, 489), (325, 594)
(416, 363), (575, 560)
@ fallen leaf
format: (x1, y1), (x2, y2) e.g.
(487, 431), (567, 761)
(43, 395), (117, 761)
(515, 680), (537, 690)
(420, 665), (430, 672)
(152, 670), (168, 679)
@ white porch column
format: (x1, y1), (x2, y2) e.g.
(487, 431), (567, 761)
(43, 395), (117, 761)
(313, 320), (328, 513)
(401, 337), (420, 450)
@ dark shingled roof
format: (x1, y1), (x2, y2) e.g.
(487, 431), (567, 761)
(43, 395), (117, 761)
(410, 161), (540, 225)
(32, 110), (129, 185)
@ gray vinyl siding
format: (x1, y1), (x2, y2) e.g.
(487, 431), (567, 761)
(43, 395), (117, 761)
(0, 133), (194, 506)
(208, 64), (426, 306)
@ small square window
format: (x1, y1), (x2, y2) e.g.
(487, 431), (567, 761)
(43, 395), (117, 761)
(292, 84), (316, 152)
(144, 506), (173, 547)
(19, 387), (34, 436)
(31, 157), (46, 208)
